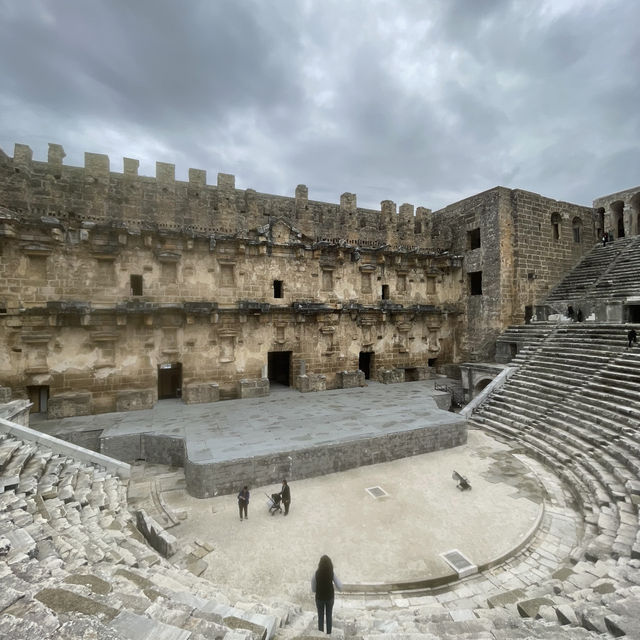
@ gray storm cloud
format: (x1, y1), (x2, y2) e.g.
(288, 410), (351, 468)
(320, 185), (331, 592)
(0, 0), (638, 211)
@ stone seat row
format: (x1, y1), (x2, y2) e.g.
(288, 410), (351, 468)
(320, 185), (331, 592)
(5, 429), (640, 638)
(0, 430), (304, 638)
(545, 237), (638, 302)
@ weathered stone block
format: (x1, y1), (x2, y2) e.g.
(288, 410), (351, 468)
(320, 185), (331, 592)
(48, 392), (92, 419)
(238, 378), (269, 399)
(182, 382), (219, 404)
(115, 389), (154, 412)
(337, 370), (365, 388)
(378, 368), (405, 384)
(516, 597), (554, 618)
(0, 387), (11, 402)
(136, 509), (178, 557)
(296, 374), (326, 393)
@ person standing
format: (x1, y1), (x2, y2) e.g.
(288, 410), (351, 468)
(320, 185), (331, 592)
(628, 328), (637, 349)
(311, 555), (342, 635)
(238, 485), (249, 521)
(280, 478), (291, 516)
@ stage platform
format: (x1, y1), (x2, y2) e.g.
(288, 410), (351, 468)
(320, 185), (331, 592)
(35, 380), (466, 497)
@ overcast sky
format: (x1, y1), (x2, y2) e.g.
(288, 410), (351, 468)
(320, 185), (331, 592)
(1, 0), (638, 212)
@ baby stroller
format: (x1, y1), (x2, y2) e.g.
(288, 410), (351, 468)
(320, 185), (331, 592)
(266, 492), (283, 515)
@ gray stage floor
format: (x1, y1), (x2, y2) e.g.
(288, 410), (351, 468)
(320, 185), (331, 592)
(36, 380), (464, 464)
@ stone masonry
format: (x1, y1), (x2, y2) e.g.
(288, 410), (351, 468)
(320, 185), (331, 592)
(0, 142), (601, 416)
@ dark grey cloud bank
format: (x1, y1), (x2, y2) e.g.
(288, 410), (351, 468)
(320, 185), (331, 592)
(1, 0), (638, 211)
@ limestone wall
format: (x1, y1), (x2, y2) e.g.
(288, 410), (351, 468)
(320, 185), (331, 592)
(0, 142), (433, 250)
(426, 187), (595, 360)
(0, 142), (600, 411)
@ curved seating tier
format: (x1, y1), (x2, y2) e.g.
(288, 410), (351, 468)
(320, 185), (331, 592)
(546, 236), (640, 303)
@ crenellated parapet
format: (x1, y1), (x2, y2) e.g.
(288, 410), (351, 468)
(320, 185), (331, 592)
(0, 143), (434, 250)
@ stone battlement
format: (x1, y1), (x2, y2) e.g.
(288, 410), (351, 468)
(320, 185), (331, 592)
(0, 142), (433, 249)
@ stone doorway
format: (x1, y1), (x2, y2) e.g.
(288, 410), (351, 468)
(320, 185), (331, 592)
(625, 305), (640, 323)
(158, 363), (182, 399)
(359, 351), (374, 379)
(27, 385), (49, 413)
(268, 351), (291, 386)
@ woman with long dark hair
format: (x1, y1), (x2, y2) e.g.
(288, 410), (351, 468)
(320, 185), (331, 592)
(311, 554), (342, 634)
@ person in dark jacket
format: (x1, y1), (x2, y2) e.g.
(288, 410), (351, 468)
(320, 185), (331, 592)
(280, 478), (291, 515)
(237, 485), (249, 521)
(311, 555), (342, 634)
(628, 328), (638, 349)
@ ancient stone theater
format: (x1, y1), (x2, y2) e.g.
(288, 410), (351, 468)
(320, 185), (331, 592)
(0, 143), (601, 416)
(2, 142), (640, 639)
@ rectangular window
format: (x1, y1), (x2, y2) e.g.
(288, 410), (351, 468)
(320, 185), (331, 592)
(381, 284), (390, 300)
(426, 277), (436, 295)
(467, 228), (481, 250)
(469, 271), (483, 296)
(573, 227), (581, 243)
(273, 280), (283, 298)
(130, 274), (143, 296)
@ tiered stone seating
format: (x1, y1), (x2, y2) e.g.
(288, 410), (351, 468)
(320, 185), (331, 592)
(546, 236), (637, 303)
(3, 419), (640, 638)
(593, 235), (640, 298)
(0, 431), (300, 639)
(467, 317), (640, 638)
(495, 323), (556, 364)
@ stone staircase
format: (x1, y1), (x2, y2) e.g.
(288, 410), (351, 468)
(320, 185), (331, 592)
(546, 235), (640, 303)
(495, 323), (556, 364)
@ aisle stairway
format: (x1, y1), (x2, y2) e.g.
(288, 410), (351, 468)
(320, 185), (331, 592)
(546, 236), (640, 303)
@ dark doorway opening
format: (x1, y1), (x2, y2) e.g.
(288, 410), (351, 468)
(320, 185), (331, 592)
(158, 362), (182, 399)
(524, 305), (533, 324)
(428, 358), (437, 367)
(469, 271), (483, 295)
(27, 385), (49, 414)
(625, 305), (640, 323)
(268, 351), (291, 386)
(404, 367), (420, 382)
(359, 351), (374, 379)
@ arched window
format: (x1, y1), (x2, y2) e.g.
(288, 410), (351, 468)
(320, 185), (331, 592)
(611, 201), (624, 238)
(551, 212), (562, 241)
(572, 217), (583, 243)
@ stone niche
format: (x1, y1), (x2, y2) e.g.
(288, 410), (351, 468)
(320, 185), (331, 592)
(378, 368), (406, 384)
(115, 389), (154, 412)
(338, 370), (366, 388)
(48, 392), (92, 419)
(238, 377), (269, 399)
(182, 382), (220, 405)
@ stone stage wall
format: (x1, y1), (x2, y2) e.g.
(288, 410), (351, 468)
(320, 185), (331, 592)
(184, 420), (467, 498)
